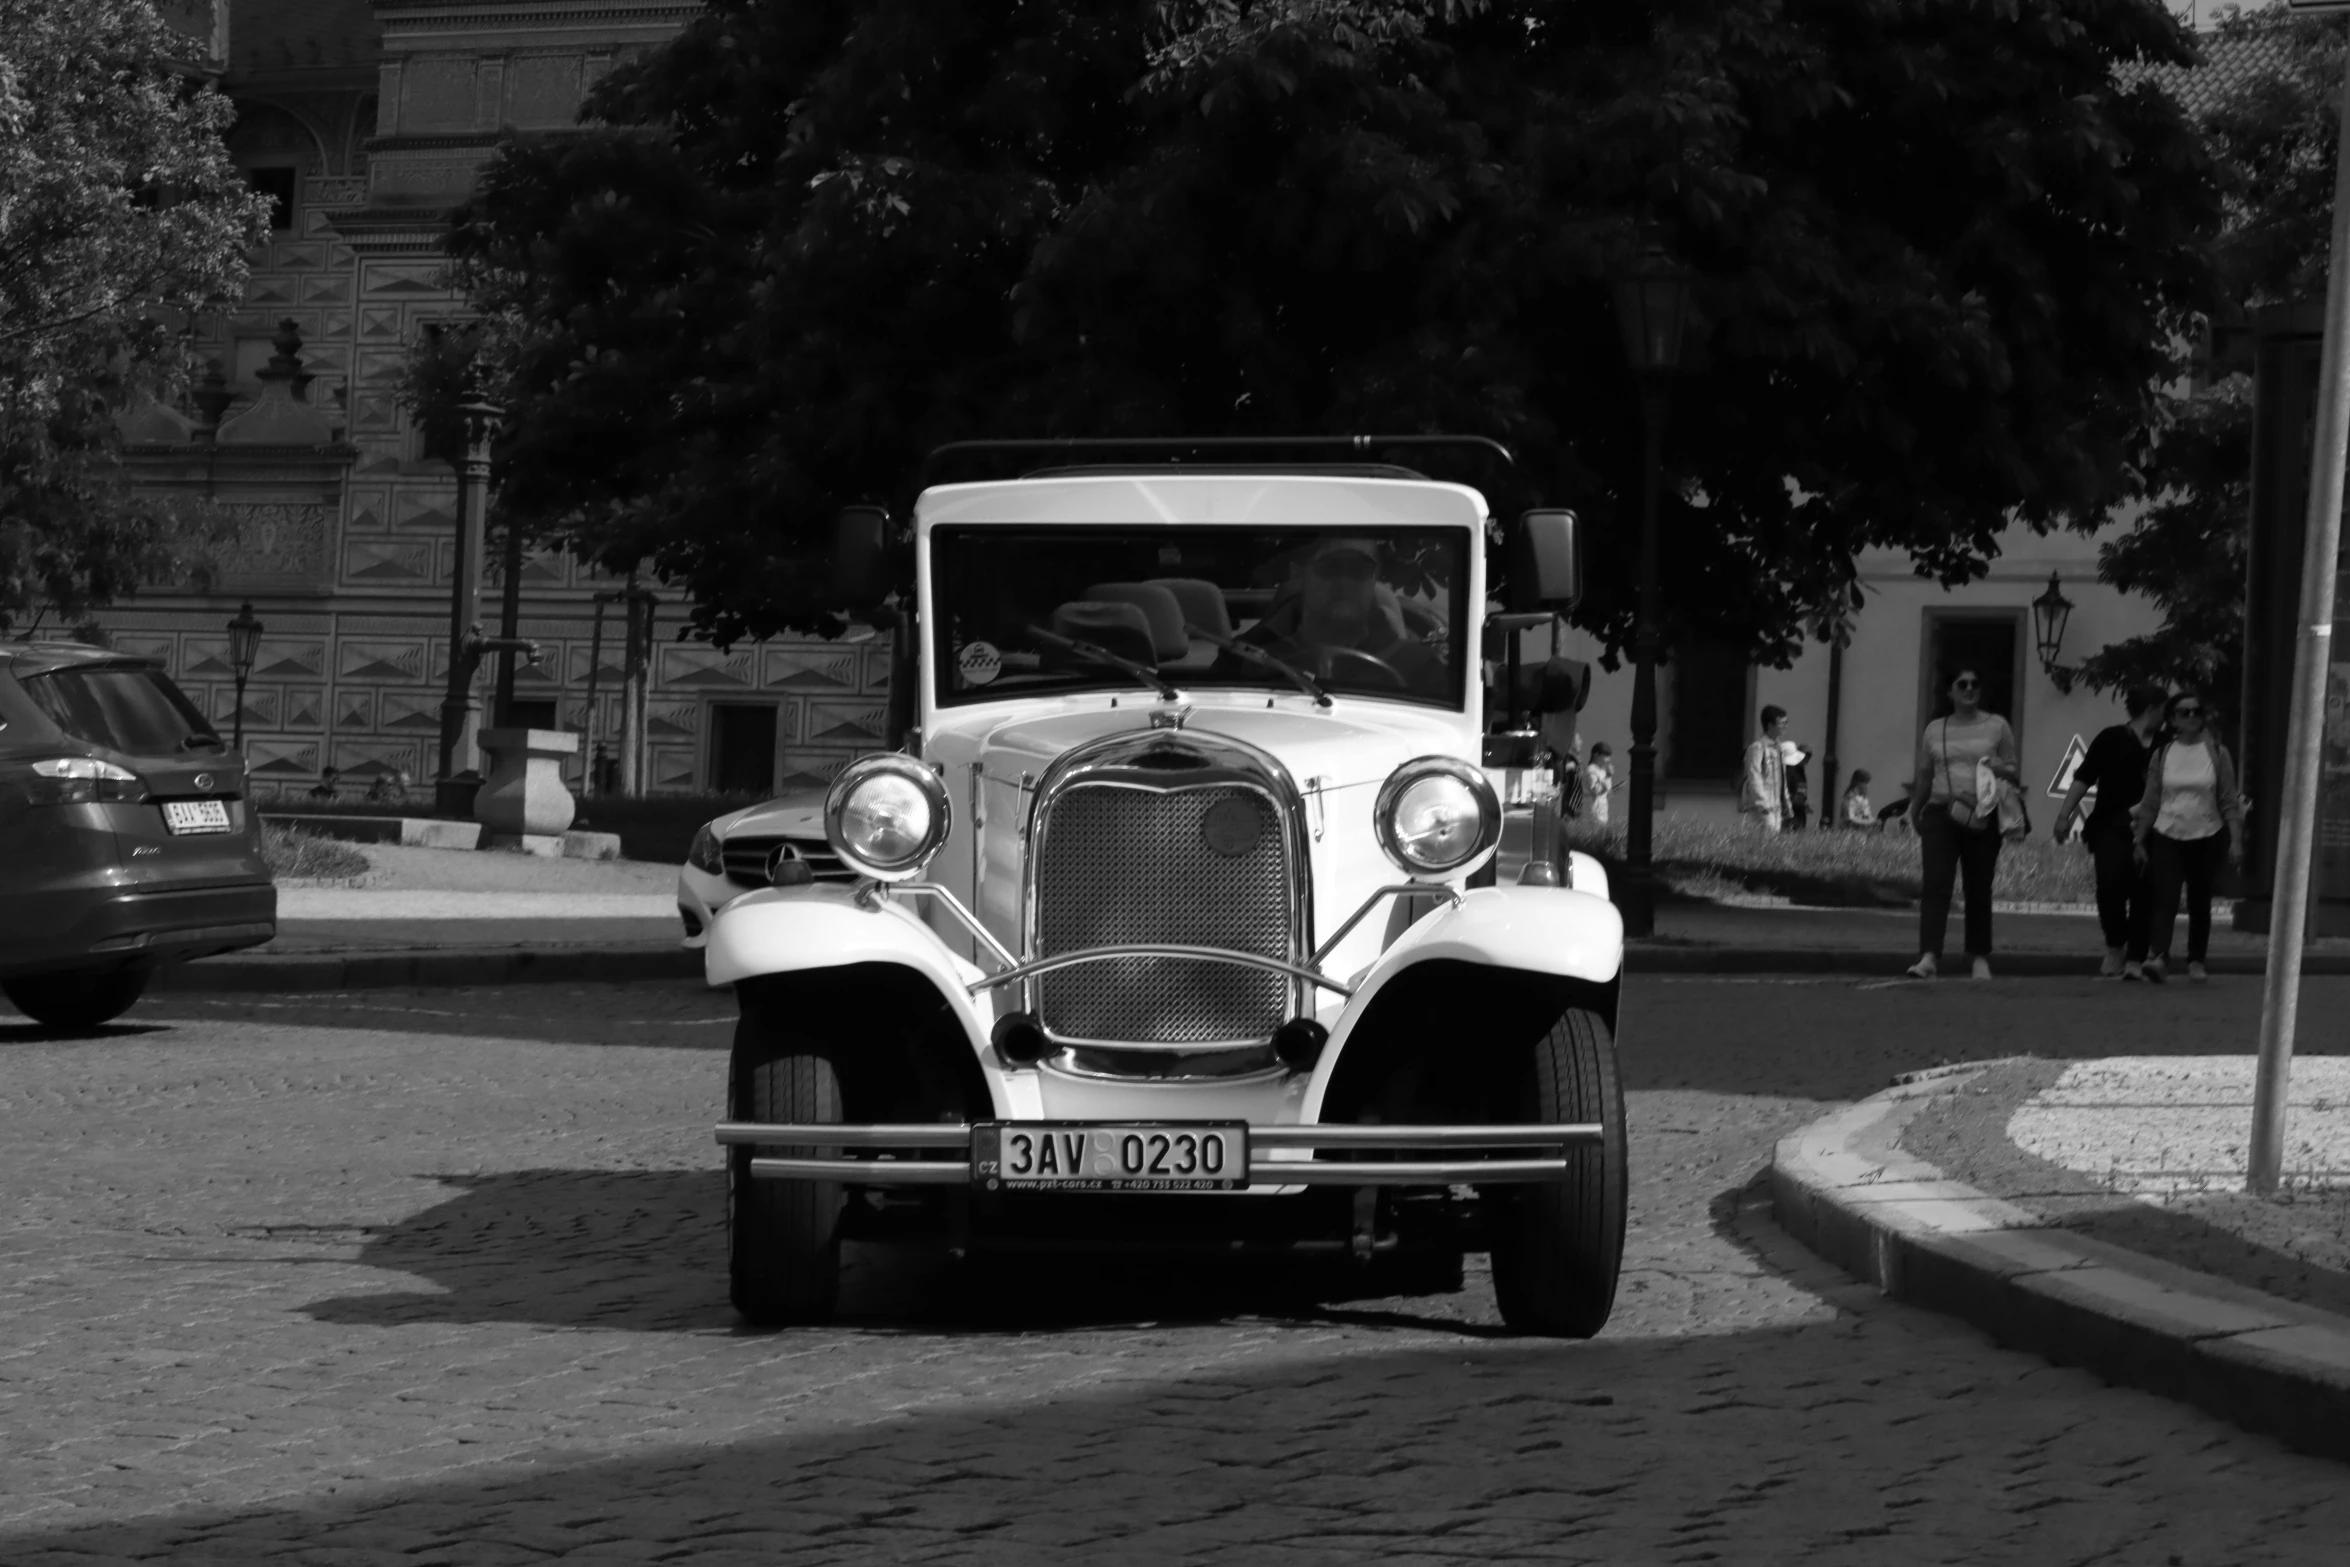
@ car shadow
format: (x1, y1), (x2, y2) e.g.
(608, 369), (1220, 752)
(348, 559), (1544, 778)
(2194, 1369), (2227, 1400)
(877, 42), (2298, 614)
(297, 1168), (1511, 1339)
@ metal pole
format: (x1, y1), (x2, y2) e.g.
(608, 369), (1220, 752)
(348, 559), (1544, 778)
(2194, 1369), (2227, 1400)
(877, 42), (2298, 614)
(434, 402), (496, 812)
(1624, 377), (1669, 935)
(493, 518), (524, 727)
(583, 592), (607, 800)
(1822, 630), (1846, 832)
(231, 670), (248, 752)
(2249, 46), (2350, 1194)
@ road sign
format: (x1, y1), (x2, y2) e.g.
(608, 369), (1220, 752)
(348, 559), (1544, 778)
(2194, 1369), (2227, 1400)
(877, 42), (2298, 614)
(2047, 733), (2090, 800)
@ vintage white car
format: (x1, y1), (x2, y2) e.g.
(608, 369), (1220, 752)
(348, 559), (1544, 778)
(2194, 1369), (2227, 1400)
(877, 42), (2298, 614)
(680, 438), (1626, 1336)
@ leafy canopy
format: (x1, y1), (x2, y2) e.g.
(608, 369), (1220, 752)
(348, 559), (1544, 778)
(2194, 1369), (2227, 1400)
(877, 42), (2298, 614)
(443, 0), (2226, 661)
(0, 0), (266, 633)
(2076, 8), (2344, 709)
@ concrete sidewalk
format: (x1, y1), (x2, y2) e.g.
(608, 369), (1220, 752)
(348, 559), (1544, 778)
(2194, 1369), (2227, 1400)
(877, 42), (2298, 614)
(1775, 1059), (2350, 1463)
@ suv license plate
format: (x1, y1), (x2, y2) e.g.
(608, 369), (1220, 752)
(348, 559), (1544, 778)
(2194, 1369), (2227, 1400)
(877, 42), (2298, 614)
(162, 799), (232, 835)
(974, 1122), (1248, 1192)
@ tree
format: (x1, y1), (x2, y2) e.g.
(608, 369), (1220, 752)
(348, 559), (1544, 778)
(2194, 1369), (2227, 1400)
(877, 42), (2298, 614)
(0, 0), (268, 633)
(2076, 7), (2342, 712)
(441, 0), (2227, 661)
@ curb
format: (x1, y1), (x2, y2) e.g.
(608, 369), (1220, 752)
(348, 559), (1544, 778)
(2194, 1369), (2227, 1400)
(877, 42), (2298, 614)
(154, 945), (704, 993)
(154, 942), (2350, 992)
(1771, 1069), (2350, 1463)
(1628, 946), (2350, 978)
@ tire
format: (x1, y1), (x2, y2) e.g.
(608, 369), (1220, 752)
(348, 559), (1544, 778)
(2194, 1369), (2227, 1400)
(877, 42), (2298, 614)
(2, 968), (150, 1032)
(727, 1018), (846, 1326)
(1488, 1005), (1627, 1338)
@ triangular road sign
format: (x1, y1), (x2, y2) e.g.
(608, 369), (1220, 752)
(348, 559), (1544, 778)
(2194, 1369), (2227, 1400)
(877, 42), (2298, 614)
(2047, 732), (2090, 800)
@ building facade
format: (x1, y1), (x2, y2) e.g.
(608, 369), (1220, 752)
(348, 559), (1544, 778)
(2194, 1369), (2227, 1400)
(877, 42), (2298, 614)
(118, 0), (893, 805)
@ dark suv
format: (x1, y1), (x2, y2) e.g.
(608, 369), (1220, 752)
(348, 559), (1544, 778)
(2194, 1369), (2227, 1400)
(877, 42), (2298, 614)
(0, 642), (275, 1029)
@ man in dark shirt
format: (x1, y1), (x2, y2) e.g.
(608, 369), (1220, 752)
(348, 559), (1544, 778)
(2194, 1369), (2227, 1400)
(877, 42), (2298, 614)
(2053, 687), (2165, 978)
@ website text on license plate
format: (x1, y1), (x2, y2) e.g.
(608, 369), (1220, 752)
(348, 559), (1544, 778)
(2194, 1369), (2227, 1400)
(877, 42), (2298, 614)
(974, 1122), (1247, 1192)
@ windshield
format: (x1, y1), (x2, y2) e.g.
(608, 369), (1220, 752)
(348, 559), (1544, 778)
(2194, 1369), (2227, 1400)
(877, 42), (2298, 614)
(23, 663), (219, 755)
(930, 525), (1471, 709)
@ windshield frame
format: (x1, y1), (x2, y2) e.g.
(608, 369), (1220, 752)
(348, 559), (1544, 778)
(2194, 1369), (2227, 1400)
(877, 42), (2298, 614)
(923, 521), (1475, 714)
(21, 660), (219, 756)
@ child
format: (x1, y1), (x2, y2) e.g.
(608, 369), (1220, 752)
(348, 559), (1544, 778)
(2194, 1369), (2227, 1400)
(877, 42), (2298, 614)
(1841, 769), (1876, 830)
(1583, 743), (1616, 827)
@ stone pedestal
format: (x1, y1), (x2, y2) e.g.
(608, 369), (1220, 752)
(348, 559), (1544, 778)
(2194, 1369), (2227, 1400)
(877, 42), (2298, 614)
(475, 728), (579, 853)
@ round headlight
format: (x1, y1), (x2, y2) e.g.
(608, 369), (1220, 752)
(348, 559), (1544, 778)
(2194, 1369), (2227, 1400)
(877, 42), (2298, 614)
(1374, 756), (1501, 877)
(824, 754), (952, 882)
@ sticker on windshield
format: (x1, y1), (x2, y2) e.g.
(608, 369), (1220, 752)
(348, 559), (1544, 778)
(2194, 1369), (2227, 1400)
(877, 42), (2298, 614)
(958, 640), (1002, 687)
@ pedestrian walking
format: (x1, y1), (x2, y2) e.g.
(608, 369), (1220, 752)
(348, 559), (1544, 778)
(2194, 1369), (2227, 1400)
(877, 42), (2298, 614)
(2052, 686), (2163, 979)
(1583, 743), (1616, 827)
(1904, 669), (2022, 980)
(1840, 769), (1876, 830)
(1740, 706), (1792, 832)
(1782, 740), (1813, 830)
(2130, 692), (2246, 984)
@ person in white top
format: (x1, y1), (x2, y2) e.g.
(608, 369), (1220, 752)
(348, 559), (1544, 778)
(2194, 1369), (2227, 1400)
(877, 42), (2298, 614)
(1740, 707), (1791, 831)
(2128, 692), (2246, 984)
(1583, 742), (1615, 827)
(1904, 668), (2022, 980)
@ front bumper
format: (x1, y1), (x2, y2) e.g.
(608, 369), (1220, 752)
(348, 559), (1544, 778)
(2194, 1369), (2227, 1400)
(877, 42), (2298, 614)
(716, 1121), (1602, 1187)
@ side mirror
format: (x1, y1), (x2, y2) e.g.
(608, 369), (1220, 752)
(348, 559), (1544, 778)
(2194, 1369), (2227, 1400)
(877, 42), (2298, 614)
(1508, 509), (1581, 611)
(831, 505), (892, 610)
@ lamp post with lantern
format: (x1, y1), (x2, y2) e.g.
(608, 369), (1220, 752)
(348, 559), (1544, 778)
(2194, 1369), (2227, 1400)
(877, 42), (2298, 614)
(226, 601), (263, 752)
(2032, 571), (2076, 692)
(1609, 235), (1698, 937)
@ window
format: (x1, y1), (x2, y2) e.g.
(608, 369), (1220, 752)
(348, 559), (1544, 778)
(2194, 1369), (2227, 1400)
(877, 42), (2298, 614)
(245, 165), (297, 231)
(710, 704), (778, 796)
(25, 664), (219, 756)
(1665, 637), (1750, 781)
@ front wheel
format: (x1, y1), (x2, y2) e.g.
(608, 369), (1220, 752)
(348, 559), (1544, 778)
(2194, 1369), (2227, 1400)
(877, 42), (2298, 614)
(727, 1021), (845, 1326)
(1488, 1006), (1627, 1338)
(2, 968), (150, 1032)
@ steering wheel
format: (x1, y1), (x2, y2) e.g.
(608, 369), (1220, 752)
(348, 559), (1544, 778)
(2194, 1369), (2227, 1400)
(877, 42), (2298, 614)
(1312, 644), (1408, 692)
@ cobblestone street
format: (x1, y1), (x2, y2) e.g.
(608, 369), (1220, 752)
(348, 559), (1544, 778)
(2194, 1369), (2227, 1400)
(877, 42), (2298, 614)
(4, 976), (2349, 1564)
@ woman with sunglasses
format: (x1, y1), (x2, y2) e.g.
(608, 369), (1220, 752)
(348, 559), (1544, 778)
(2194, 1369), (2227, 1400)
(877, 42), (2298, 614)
(1904, 668), (2021, 979)
(2129, 693), (2246, 983)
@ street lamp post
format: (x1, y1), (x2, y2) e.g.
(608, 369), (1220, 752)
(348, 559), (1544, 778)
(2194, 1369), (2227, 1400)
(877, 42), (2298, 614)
(226, 601), (263, 752)
(2032, 571), (2076, 692)
(436, 396), (501, 816)
(1610, 236), (1697, 937)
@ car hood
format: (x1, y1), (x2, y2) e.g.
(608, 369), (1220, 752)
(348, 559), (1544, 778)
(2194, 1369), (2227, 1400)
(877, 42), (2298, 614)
(955, 696), (1468, 796)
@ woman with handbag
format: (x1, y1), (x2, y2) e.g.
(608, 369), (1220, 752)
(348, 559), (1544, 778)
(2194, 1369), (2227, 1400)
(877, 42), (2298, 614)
(1904, 668), (2022, 979)
(2129, 692), (2246, 984)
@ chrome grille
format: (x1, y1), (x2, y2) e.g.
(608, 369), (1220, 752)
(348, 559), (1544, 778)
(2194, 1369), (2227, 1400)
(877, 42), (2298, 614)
(722, 835), (851, 889)
(1033, 783), (1290, 1045)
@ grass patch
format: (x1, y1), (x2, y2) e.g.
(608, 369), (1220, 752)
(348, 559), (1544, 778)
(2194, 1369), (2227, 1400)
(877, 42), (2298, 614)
(262, 824), (371, 882)
(1564, 817), (2095, 907)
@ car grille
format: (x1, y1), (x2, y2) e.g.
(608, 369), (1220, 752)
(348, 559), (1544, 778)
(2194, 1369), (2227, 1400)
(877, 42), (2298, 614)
(1032, 783), (1291, 1046)
(722, 835), (851, 888)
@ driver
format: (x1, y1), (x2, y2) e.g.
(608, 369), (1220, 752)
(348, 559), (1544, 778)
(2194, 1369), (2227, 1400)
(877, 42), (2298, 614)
(1248, 535), (1443, 695)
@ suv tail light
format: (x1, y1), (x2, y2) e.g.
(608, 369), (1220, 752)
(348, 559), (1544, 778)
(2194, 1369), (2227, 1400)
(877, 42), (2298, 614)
(20, 757), (149, 805)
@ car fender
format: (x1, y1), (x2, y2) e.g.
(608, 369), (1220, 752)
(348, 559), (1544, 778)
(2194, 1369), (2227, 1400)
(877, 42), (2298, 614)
(1300, 884), (1623, 1122)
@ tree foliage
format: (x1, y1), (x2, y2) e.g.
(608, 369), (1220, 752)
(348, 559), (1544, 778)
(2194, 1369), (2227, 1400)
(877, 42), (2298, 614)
(2077, 7), (2342, 707)
(442, 0), (2226, 659)
(0, 0), (267, 633)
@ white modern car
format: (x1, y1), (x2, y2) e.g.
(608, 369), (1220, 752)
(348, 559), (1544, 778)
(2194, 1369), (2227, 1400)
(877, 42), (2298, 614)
(686, 437), (1627, 1336)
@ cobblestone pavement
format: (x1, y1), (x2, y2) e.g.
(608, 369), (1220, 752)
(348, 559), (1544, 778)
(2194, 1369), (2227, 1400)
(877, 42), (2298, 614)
(3, 976), (2348, 1564)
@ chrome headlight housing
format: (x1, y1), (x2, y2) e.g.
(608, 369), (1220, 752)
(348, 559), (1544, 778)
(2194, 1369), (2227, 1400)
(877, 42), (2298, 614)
(824, 753), (952, 882)
(1374, 756), (1501, 877)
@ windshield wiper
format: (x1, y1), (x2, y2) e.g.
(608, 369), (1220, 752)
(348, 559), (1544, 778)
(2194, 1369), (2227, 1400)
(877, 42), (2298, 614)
(1183, 621), (1332, 708)
(1026, 624), (1180, 701)
(178, 734), (228, 752)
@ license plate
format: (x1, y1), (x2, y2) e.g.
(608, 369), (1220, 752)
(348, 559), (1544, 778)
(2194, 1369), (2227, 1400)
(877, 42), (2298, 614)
(974, 1122), (1248, 1192)
(162, 799), (231, 835)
